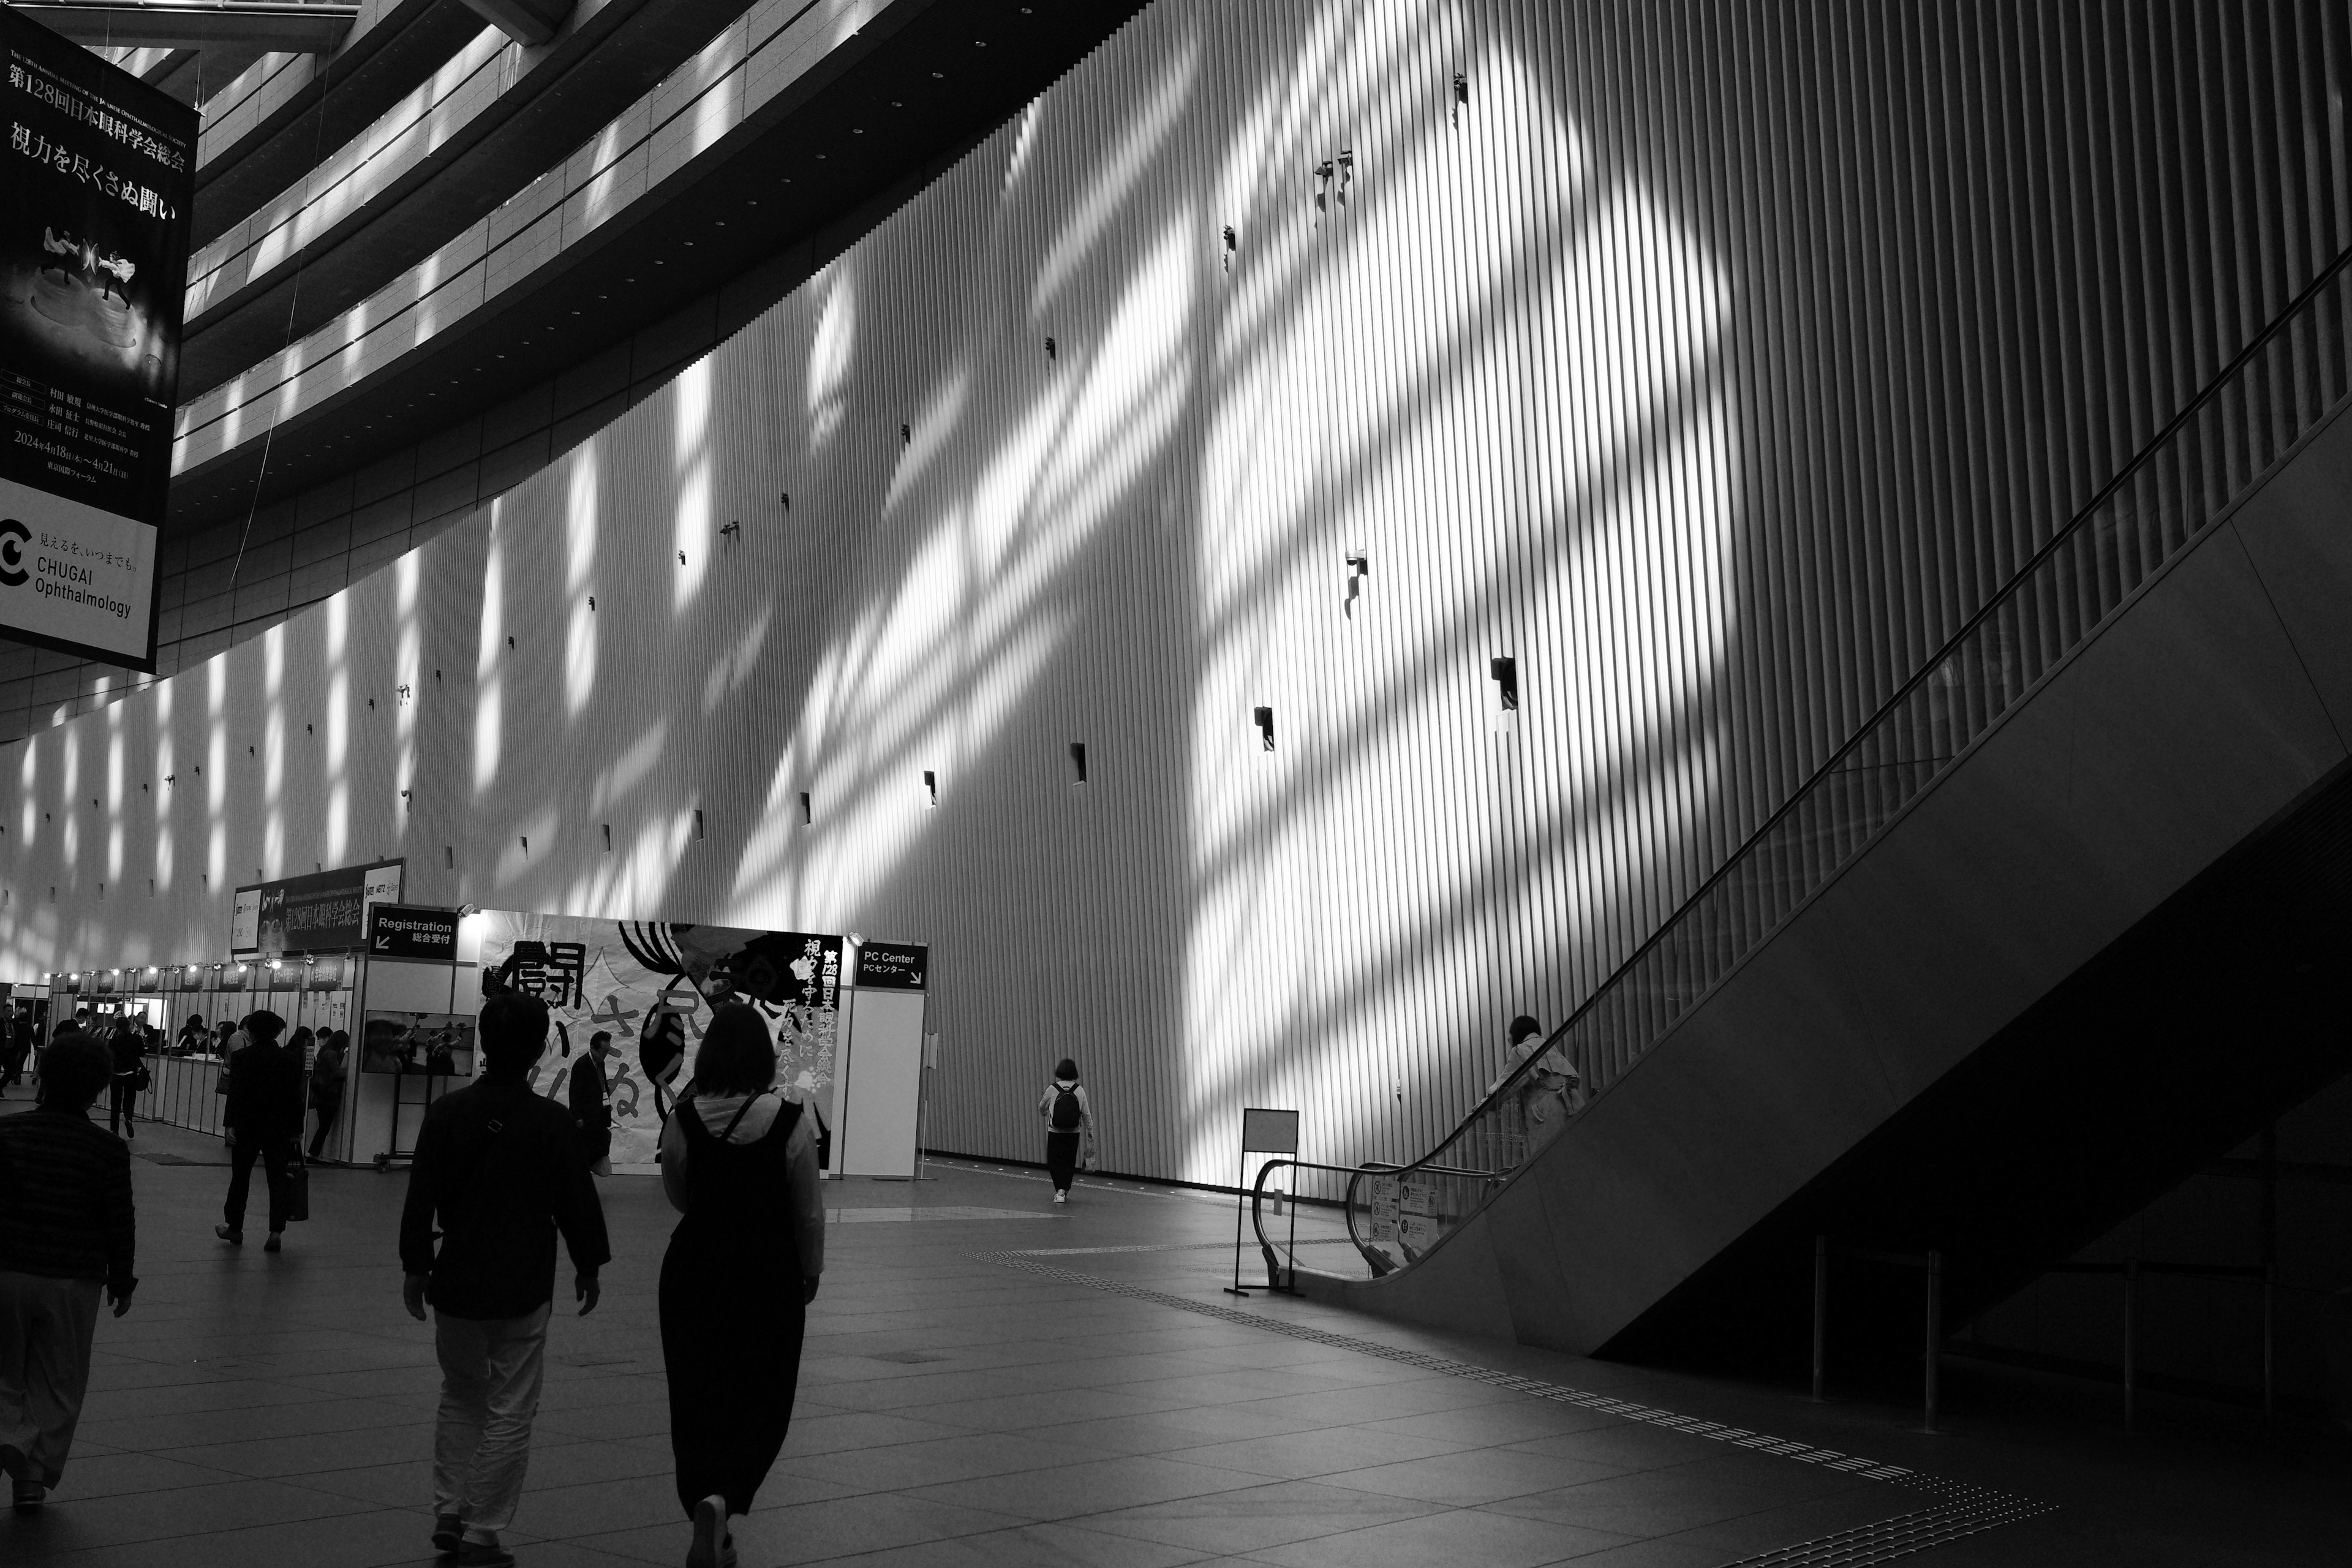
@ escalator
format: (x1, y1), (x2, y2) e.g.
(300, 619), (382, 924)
(1253, 244), (2352, 1371)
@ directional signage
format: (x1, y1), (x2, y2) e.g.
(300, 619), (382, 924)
(367, 903), (459, 960)
(854, 940), (927, 990)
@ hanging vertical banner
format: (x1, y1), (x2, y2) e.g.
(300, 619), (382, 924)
(478, 913), (846, 1167)
(0, 12), (194, 671)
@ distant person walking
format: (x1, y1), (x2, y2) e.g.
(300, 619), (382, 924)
(0, 1008), (22, 1096)
(216, 1011), (301, 1253)
(568, 1031), (616, 1176)
(657, 1003), (823, 1568)
(0, 1031), (135, 1513)
(307, 1029), (349, 1162)
(401, 993), (608, 1568)
(1493, 1015), (1580, 1166)
(1036, 1058), (1096, 1204)
(105, 1022), (146, 1139)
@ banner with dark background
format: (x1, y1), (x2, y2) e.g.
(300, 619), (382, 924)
(0, 12), (194, 670)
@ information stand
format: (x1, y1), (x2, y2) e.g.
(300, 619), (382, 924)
(1227, 1108), (1301, 1297)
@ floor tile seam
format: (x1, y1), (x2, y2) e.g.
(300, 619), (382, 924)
(972, 1254), (2054, 1531)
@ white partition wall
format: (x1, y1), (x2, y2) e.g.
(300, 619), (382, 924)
(835, 989), (928, 1179)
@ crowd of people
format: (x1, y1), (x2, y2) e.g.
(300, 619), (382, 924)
(0, 991), (829, 1568)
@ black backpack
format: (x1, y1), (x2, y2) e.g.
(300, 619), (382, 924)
(1050, 1084), (1082, 1131)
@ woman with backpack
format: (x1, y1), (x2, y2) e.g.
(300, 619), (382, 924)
(1035, 1058), (1096, 1204)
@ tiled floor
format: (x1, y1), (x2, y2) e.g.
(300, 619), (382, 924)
(1, 1098), (2345, 1566)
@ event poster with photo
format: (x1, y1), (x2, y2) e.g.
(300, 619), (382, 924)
(477, 911), (845, 1166)
(0, 12), (194, 670)
(360, 1012), (477, 1077)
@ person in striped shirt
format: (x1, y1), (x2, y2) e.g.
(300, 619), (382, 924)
(0, 1031), (136, 1512)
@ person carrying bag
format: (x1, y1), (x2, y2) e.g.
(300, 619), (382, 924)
(1035, 1059), (1096, 1204)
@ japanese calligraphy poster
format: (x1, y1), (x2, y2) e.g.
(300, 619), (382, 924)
(0, 12), (192, 671)
(478, 911), (846, 1167)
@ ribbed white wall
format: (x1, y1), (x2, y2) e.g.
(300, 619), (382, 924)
(8, 0), (2348, 1184)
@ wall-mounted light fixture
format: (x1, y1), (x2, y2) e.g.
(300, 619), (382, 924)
(720, 521), (742, 541)
(780, 492), (791, 513)
(694, 810), (706, 840)
(1044, 336), (1057, 360)
(1069, 742), (1088, 786)
(1344, 548), (1369, 617)
(799, 791), (812, 825)
(587, 596), (596, 611)
(506, 635), (514, 649)
(1254, 706), (1276, 751)
(1222, 225), (1237, 271)
(1490, 655), (1519, 710)
(678, 551), (687, 565)
(922, 770), (938, 808)
(1452, 68), (1468, 125)
(601, 824), (612, 853)
(900, 423), (911, 446)
(1490, 655), (1520, 736)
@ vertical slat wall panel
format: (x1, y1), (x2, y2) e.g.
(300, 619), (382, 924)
(4, 0), (2347, 1183)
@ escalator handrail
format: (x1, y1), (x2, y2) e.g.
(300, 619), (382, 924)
(1384, 236), (2352, 1186)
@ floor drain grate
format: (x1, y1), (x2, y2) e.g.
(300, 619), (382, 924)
(975, 1251), (2055, 1567)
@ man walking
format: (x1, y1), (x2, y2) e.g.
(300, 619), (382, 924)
(567, 1030), (616, 1175)
(400, 993), (609, 1568)
(216, 1012), (301, 1251)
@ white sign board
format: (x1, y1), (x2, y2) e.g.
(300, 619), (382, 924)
(0, 477), (156, 665)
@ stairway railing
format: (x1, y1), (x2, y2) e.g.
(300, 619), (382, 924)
(1261, 240), (2352, 1286)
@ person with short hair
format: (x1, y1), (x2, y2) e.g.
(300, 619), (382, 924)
(0, 1034), (136, 1512)
(216, 1011), (301, 1251)
(401, 993), (609, 1568)
(1496, 1014), (1580, 1164)
(657, 1002), (823, 1568)
(568, 1030), (617, 1175)
(1035, 1058), (1096, 1204)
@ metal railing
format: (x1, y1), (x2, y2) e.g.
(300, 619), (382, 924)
(1263, 241), (2352, 1284)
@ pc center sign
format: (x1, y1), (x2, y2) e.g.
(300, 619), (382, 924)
(0, 11), (196, 671)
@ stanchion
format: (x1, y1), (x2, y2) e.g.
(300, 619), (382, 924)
(1811, 1234), (1829, 1402)
(2124, 1256), (2139, 1433)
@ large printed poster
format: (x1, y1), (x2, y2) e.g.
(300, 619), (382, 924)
(478, 911), (844, 1166)
(0, 12), (194, 670)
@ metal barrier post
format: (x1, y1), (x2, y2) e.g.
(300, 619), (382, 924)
(2124, 1257), (2139, 1433)
(1811, 1235), (1830, 1401)
(1923, 1250), (1942, 1433)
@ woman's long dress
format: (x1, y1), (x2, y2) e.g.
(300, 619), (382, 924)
(660, 1093), (805, 1516)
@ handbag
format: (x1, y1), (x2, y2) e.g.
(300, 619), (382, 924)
(286, 1156), (311, 1223)
(131, 1063), (152, 1093)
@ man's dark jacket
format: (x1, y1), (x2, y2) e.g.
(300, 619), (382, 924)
(567, 1050), (612, 1167)
(399, 1074), (611, 1320)
(222, 1040), (303, 1141)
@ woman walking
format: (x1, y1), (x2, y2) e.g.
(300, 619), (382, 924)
(1035, 1058), (1095, 1204)
(307, 1029), (349, 1162)
(0, 1032), (136, 1511)
(105, 1022), (143, 1140)
(657, 1003), (823, 1568)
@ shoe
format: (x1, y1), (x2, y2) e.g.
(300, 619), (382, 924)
(11, 1478), (43, 1514)
(430, 1513), (463, 1552)
(1053, 1190), (1067, 1204)
(452, 1539), (515, 1567)
(263, 1233), (282, 1253)
(214, 1224), (243, 1245)
(687, 1494), (727, 1568)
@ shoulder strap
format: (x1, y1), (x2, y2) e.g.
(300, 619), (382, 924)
(717, 1091), (766, 1144)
